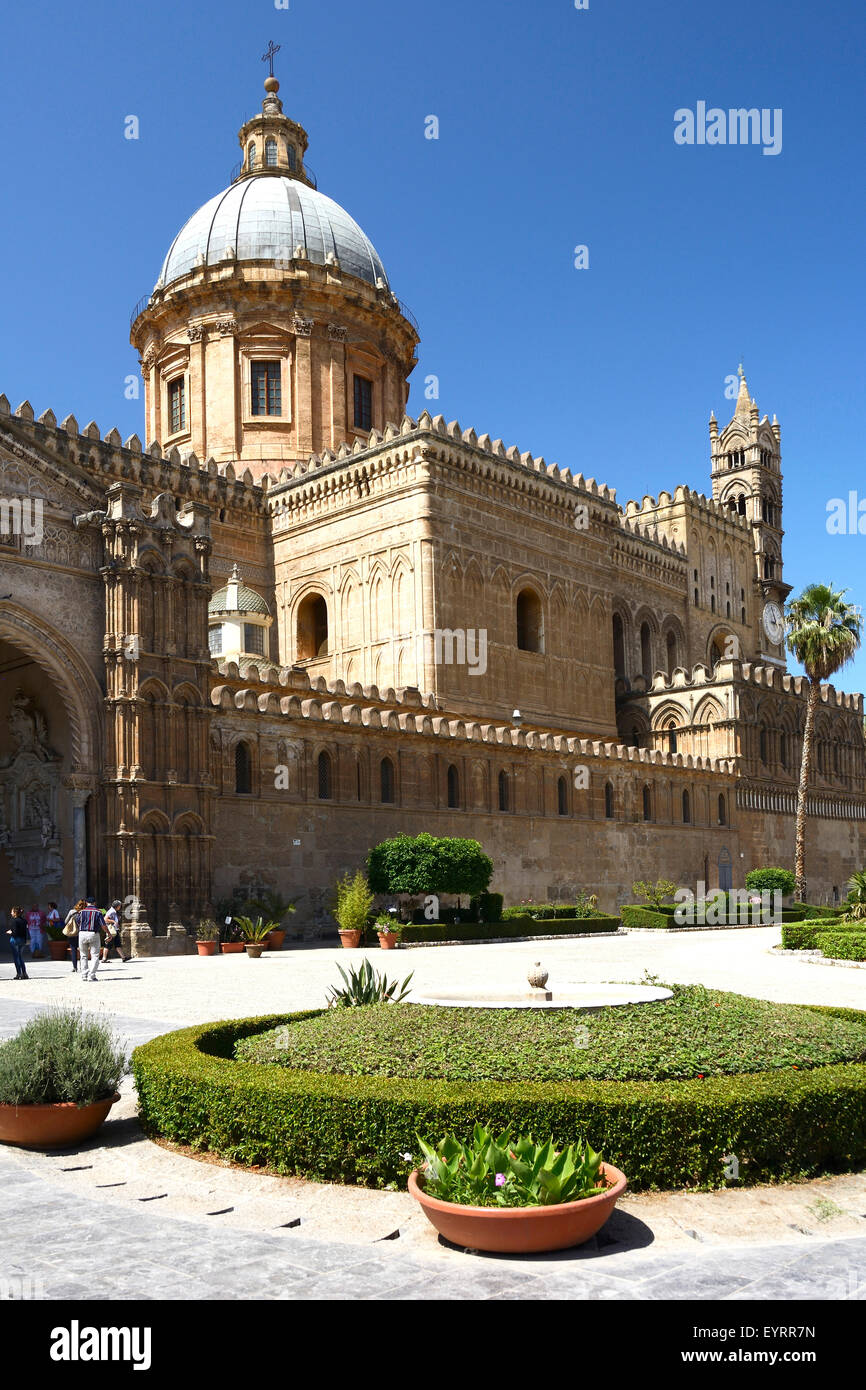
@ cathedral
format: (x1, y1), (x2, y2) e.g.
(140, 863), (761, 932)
(1, 73), (864, 946)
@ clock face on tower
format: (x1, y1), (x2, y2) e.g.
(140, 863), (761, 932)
(762, 601), (785, 647)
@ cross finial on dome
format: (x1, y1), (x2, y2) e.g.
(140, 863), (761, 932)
(262, 39), (280, 79)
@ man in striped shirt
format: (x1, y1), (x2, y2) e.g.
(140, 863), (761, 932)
(75, 898), (106, 982)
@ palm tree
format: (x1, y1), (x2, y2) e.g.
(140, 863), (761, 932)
(786, 584), (862, 901)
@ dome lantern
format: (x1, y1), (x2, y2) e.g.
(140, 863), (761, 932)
(235, 47), (314, 188)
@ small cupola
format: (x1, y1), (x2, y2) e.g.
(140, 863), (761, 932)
(234, 43), (315, 187)
(208, 564), (273, 661)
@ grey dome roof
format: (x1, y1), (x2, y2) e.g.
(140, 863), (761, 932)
(155, 175), (389, 291)
(208, 583), (270, 617)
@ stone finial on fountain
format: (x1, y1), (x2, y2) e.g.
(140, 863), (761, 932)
(527, 962), (552, 1001)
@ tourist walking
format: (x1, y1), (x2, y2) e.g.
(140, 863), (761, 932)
(100, 900), (129, 963)
(6, 906), (29, 980)
(76, 898), (105, 982)
(64, 899), (84, 972)
(26, 903), (46, 959)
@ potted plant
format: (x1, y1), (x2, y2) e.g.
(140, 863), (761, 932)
(244, 890), (296, 951)
(220, 919), (245, 954)
(331, 871), (375, 948)
(45, 919), (69, 962)
(0, 1007), (125, 1149)
(234, 915), (277, 959)
(195, 919), (221, 957)
(408, 1123), (626, 1255)
(374, 912), (401, 950)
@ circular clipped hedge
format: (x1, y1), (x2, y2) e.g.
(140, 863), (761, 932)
(235, 988), (866, 1083)
(132, 1004), (866, 1192)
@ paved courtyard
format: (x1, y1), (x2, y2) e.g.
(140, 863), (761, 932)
(1, 927), (865, 1300)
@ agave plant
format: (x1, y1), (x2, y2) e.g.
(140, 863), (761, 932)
(325, 957), (413, 1008)
(233, 915), (277, 943)
(416, 1123), (606, 1209)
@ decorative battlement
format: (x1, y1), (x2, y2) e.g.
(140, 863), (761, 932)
(648, 658), (863, 712)
(209, 661), (735, 774)
(0, 394), (266, 518)
(623, 485), (752, 533)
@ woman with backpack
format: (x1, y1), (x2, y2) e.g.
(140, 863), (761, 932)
(64, 899), (84, 973)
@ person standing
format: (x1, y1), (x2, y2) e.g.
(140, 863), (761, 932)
(6, 906), (29, 980)
(64, 899), (84, 973)
(26, 903), (46, 959)
(76, 898), (105, 982)
(100, 900), (129, 963)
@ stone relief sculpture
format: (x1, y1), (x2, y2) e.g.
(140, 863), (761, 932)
(0, 691), (63, 889)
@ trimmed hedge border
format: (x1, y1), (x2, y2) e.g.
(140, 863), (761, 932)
(399, 915), (619, 943)
(131, 1007), (866, 1193)
(818, 931), (866, 963)
(501, 904), (615, 922)
(781, 921), (866, 951)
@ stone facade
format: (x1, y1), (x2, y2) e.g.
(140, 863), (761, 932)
(1, 78), (864, 939)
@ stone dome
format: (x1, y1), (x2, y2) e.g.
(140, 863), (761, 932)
(208, 567), (270, 618)
(155, 175), (390, 293)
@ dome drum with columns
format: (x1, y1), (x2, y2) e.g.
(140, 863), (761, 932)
(131, 74), (418, 480)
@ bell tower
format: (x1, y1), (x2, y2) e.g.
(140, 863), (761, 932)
(709, 367), (791, 664)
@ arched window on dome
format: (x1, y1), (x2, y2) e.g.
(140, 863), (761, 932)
(265, 137), (278, 168)
(247, 141), (257, 170)
(285, 142), (296, 171)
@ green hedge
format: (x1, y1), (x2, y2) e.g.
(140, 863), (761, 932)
(620, 906), (671, 929)
(782, 920), (865, 951)
(131, 1009), (866, 1192)
(501, 903), (615, 921)
(400, 915), (619, 943)
(818, 931), (866, 963)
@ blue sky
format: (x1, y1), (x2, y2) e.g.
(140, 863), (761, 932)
(1, 0), (864, 692)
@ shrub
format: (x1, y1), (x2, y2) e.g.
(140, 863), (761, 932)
(502, 902), (615, 921)
(846, 871), (866, 921)
(399, 916), (619, 943)
(325, 958), (414, 1007)
(367, 834), (493, 898)
(0, 1008), (126, 1107)
(782, 920), (866, 950)
(818, 931), (866, 963)
(620, 906), (671, 929)
(470, 891), (503, 923)
(132, 1007), (866, 1192)
(417, 1124), (605, 1208)
(632, 880), (678, 910)
(331, 871), (375, 934)
(745, 867), (796, 897)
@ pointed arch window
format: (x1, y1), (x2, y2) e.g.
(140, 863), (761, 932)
(380, 757), (395, 804)
(447, 764), (460, 809)
(317, 750), (333, 800)
(682, 789), (691, 824)
(557, 775), (568, 816)
(640, 622), (652, 681)
(498, 769), (510, 812)
(234, 741), (252, 795)
(642, 785), (653, 822)
(612, 613), (625, 678)
(759, 725), (768, 763)
(666, 629), (677, 675)
(604, 781), (614, 819)
(718, 792), (727, 826)
(516, 589), (543, 652)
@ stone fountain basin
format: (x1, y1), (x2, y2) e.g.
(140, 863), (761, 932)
(409, 984), (673, 1011)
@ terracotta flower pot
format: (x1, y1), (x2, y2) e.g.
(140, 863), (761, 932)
(408, 1162), (627, 1254)
(377, 932), (398, 950)
(196, 940), (218, 956)
(0, 1093), (120, 1150)
(48, 940), (69, 961)
(221, 942), (244, 954)
(245, 944), (264, 958)
(338, 930), (362, 949)
(266, 929), (285, 951)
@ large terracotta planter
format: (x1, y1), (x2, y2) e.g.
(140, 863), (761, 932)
(377, 932), (398, 950)
(48, 940), (69, 961)
(408, 1163), (627, 1254)
(221, 942), (244, 954)
(196, 941), (218, 957)
(266, 929), (285, 951)
(338, 930), (362, 949)
(245, 944), (264, 959)
(0, 1093), (120, 1150)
